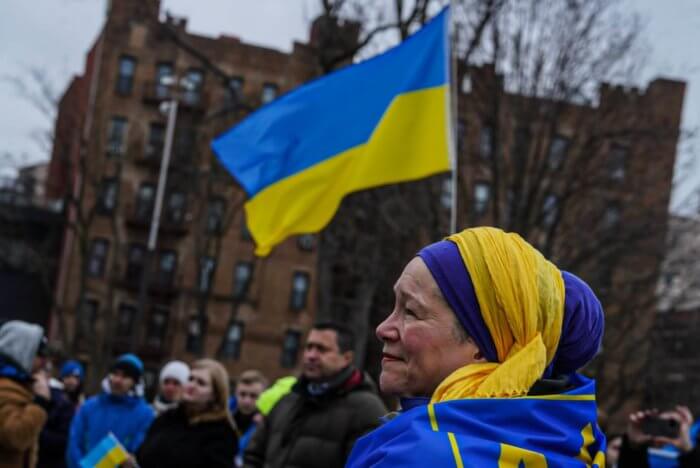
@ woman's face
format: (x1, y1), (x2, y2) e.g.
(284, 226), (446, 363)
(183, 368), (215, 405)
(376, 257), (483, 397)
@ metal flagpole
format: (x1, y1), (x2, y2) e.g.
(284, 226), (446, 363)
(132, 97), (179, 350)
(449, 0), (459, 234)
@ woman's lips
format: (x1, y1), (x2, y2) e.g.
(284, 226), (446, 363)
(382, 352), (402, 362)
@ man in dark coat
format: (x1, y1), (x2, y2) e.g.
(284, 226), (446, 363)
(243, 322), (387, 468)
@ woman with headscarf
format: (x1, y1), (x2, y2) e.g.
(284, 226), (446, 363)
(347, 227), (606, 467)
(137, 359), (238, 468)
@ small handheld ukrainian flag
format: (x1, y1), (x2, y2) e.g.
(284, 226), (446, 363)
(79, 433), (130, 468)
(212, 8), (452, 256)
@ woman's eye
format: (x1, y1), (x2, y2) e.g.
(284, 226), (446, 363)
(405, 308), (416, 317)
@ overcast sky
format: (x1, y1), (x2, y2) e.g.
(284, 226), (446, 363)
(1, 0), (698, 211)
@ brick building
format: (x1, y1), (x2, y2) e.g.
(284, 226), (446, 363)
(47, 0), (331, 388)
(48, 1), (686, 419)
(454, 63), (685, 428)
(649, 215), (700, 417)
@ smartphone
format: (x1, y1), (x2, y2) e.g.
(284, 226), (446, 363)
(641, 416), (680, 438)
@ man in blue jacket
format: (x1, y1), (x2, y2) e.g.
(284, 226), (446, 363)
(66, 354), (154, 468)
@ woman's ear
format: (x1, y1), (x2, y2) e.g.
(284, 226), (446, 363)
(474, 349), (487, 363)
(467, 337), (487, 363)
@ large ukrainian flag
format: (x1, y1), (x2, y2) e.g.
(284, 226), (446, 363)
(347, 374), (607, 468)
(212, 8), (452, 255)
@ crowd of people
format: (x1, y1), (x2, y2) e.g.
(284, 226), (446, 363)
(0, 227), (699, 467)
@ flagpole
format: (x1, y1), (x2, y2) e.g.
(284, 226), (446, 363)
(449, 0), (459, 234)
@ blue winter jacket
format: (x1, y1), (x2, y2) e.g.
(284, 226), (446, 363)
(66, 384), (154, 468)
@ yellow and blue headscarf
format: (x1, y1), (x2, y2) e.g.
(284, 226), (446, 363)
(417, 227), (604, 401)
(347, 227), (606, 467)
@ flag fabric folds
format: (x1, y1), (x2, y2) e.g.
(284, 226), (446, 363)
(79, 433), (129, 468)
(212, 8), (452, 256)
(346, 374), (606, 468)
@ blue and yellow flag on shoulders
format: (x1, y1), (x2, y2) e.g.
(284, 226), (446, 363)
(212, 8), (452, 256)
(347, 374), (606, 468)
(79, 433), (129, 468)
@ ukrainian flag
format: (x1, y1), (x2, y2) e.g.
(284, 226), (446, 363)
(79, 433), (129, 468)
(212, 8), (452, 255)
(347, 374), (606, 468)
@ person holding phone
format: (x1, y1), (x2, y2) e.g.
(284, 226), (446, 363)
(618, 406), (700, 467)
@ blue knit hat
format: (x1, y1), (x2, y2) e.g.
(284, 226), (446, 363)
(60, 360), (84, 381)
(110, 353), (144, 381)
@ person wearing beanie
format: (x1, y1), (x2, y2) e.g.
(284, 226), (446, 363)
(59, 360), (85, 408)
(66, 353), (154, 468)
(0, 320), (50, 468)
(347, 227), (607, 467)
(152, 360), (190, 416)
(37, 360), (84, 468)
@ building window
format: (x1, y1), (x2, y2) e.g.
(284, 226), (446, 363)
(135, 183), (155, 221)
(146, 123), (165, 160)
(548, 135), (570, 170)
(542, 194), (558, 228)
(116, 56), (136, 95)
(220, 321), (244, 359)
(297, 235), (315, 252)
(155, 250), (177, 288)
(241, 220), (252, 242)
(603, 204), (621, 229)
(183, 68), (204, 105)
(186, 314), (206, 354)
(143, 368), (158, 394)
(126, 243), (146, 282)
(116, 303), (136, 336)
(479, 125), (493, 159)
(155, 62), (174, 99)
(461, 74), (472, 93)
(87, 238), (109, 277)
(609, 144), (627, 181)
(198, 256), (216, 294)
(107, 117), (128, 156)
(290, 271), (310, 310)
(206, 198), (225, 234)
(233, 261), (254, 300)
(146, 306), (169, 350)
(97, 177), (118, 214)
(75, 299), (98, 345)
(174, 127), (196, 164)
(165, 191), (186, 225)
(456, 119), (467, 152)
(280, 330), (302, 368)
(226, 77), (244, 104)
(440, 177), (453, 209)
(261, 83), (278, 104)
(511, 127), (530, 170)
(472, 182), (490, 219)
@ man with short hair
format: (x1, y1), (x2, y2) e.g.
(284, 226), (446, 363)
(231, 370), (268, 467)
(244, 323), (386, 468)
(0, 320), (51, 468)
(151, 360), (189, 416)
(66, 353), (154, 468)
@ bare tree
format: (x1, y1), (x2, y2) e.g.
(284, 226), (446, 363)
(311, 0), (694, 431)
